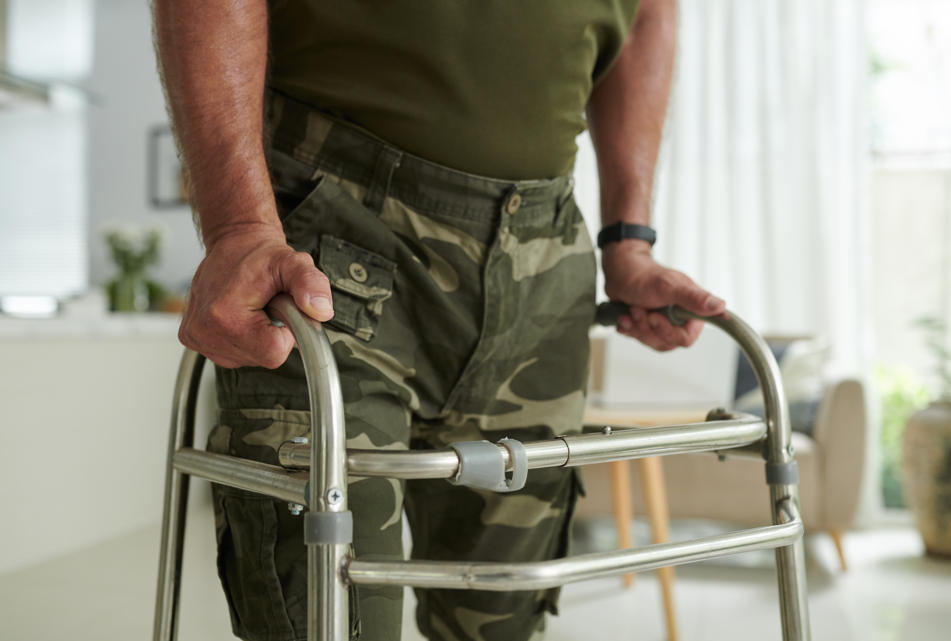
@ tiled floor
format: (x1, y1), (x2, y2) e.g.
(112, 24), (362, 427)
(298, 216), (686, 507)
(1, 491), (949, 641)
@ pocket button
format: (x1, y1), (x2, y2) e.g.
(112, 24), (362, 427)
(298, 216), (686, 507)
(348, 262), (369, 283)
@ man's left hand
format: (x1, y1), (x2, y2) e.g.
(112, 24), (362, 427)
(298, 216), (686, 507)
(602, 241), (726, 351)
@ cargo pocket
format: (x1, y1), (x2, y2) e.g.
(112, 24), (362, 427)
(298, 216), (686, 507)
(318, 235), (397, 341)
(213, 485), (296, 641)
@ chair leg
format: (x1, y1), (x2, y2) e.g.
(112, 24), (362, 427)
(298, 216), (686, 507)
(829, 529), (848, 571)
(607, 460), (635, 588)
(638, 457), (678, 641)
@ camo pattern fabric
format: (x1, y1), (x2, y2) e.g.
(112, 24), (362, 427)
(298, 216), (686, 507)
(206, 92), (597, 641)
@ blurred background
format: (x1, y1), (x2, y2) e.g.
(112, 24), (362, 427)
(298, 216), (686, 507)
(2, 1), (951, 640)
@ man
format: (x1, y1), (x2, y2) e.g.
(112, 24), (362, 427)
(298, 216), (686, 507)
(153, 1), (725, 640)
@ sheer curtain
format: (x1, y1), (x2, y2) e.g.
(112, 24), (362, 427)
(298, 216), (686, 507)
(576, 0), (871, 375)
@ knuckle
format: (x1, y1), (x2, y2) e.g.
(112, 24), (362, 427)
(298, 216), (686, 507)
(292, 251), (316, 269)
(204, 304), (228, 328)
(261, 354), (284, 370)
(270, 249), (299, 275)
(310, 268), (330, 288)
(260, 345), (289, 369)
(655, 276), (678, 298)
(661, 271), (687, 291)
(177, 325), (196, 349)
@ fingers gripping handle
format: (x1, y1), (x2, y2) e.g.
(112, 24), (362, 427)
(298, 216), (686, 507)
(595, 302), (687, 328)
(593, 300), (799, 489)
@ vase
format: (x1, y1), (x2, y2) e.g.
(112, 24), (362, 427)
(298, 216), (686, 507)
(113, 271), (150, 312)
(903, 400), (951, 558)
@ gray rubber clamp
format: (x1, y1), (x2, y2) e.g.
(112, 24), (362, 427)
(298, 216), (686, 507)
(765, 461), (800, 486)
(303, 510), (353, 545)
(448, 439), (528, 493)
(498, 438), (528, 492)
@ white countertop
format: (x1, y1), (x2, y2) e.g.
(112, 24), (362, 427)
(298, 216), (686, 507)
(0, 312), (182, 339)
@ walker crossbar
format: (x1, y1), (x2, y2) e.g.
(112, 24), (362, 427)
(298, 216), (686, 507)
(171, 408), (767, 507)
(277, 413), (769, 475)
(153, 295), (812, 641)
(345, 499), (802, 591)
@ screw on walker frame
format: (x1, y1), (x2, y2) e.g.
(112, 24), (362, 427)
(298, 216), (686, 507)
(154, 294), (811, 641)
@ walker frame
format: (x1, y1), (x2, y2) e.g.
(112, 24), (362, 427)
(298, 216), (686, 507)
(153, 295), (812, 641)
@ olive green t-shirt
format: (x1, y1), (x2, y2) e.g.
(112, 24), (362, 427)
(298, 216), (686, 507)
(268, 1), (641, 180)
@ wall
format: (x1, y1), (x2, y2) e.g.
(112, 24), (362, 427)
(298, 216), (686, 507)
(871, 169), (951, 388)
(0, 322), (216, 574)
(87, 0), (202, 293)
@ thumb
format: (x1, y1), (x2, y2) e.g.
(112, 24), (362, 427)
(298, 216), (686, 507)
(280, 251), (335, 322)
(670, 280), (726, 317)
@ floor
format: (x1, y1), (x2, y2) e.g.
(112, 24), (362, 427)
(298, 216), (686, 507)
(1, 491), (949, 641)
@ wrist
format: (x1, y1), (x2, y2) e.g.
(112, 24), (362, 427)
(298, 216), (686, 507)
(601, 240), (657, 297)
(601, 238), (653, 260)
(202, 218), (285, 253)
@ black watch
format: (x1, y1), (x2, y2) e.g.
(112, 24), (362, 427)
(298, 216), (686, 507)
(597, 222), (656, 249)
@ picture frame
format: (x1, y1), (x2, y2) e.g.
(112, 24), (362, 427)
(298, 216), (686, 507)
(148, 125), (189, 209)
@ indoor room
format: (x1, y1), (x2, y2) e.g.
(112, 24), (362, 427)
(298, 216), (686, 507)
(2, 1), (950, 640)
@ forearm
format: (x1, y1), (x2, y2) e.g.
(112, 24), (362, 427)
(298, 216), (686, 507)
(586, 0), (722, 350)
(153, 0), (279, 249)
(586, 0), (676, 232)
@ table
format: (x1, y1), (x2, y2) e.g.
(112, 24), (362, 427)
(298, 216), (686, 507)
(582, 407), (709, 641)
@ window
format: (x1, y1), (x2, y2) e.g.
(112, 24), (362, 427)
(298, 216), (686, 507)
(0, 0), (93, 300)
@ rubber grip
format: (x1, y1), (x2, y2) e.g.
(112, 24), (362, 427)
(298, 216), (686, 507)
(594, 303), (687, 328)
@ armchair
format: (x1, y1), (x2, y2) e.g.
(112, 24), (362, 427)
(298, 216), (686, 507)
(578, 361), (867, 571)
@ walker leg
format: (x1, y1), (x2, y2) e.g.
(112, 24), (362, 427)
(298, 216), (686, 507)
(266, 296), (352, 641)
(153, 351), (205, 641)
(773, 487), (811, 641)
(309, 543), (351, 641)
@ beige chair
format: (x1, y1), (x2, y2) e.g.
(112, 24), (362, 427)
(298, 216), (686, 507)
(578, 377), (867, 572)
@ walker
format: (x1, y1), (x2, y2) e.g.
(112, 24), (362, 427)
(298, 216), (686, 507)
(153, 295), (811, 641)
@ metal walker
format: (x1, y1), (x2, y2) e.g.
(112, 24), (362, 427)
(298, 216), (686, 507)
(154, 295), (812, 641)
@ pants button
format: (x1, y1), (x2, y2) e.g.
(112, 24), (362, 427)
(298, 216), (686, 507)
(506, 193), (522, 214)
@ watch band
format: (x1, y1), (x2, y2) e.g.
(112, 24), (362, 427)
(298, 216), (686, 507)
(597, 222), (657, 249)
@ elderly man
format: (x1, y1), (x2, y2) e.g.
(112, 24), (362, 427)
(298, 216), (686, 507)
(153, 1), (724, 640)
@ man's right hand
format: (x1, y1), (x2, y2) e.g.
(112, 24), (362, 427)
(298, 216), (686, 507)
(155, 0), (328, 368)
(179, 227), (334, 369)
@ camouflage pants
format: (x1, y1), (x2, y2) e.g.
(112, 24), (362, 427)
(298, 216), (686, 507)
(208, 94), (597, 641)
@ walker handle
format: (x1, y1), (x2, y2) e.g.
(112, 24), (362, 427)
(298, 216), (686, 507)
(594, 302), (687, 328)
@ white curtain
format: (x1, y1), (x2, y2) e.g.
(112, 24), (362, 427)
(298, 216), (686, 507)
(576, 0), (871, 375)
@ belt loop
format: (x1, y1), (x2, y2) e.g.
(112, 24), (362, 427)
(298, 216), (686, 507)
(363, 147), (403, 213)
(553, 176), (575, 225)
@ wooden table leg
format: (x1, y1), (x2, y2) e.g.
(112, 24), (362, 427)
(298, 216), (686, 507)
(638, 456), (678, 641)
(607, 460), (635, 587)
(829, 529), (848, 571)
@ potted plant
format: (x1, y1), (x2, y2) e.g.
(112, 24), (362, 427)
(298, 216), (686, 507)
(903, 316), (951, 558)
(103, 226), (166, 312)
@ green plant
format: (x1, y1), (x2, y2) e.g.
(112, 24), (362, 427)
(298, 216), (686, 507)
(876, 365), (928, 509)
(104, 226), (163, 274)
(103, 226), (166, 312)
(913, 316), (951, 401)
